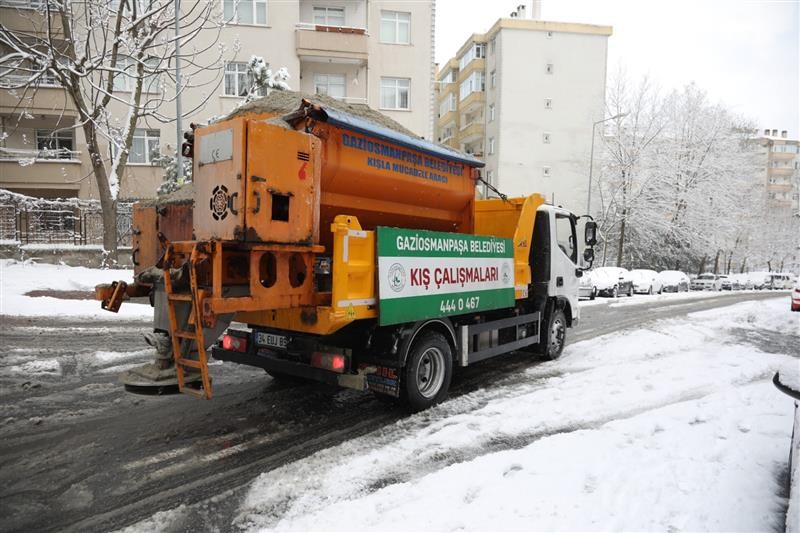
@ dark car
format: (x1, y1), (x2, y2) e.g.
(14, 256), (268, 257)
(592, 267), (634, 298)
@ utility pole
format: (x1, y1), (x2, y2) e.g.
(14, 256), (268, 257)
(174, 0), (183, 180)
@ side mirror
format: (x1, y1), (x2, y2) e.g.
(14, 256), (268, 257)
(583, 248), (594, 263)
(585, 221), (597, 246)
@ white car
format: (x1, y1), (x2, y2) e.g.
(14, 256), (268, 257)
(748, 272), (771, 290)
(579, 271), (598, 300)
(656, 270), (690, 292)
(691, 273), (723, 291)
(630, 269), (662, 295)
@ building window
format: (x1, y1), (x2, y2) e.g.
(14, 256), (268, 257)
(543, 132), (551, 144)
(544, 98), (552, 109)
(36, 129), (74, 159)
(543, 166), (551, 177)
(546, 31), (553, 38)
(440, 124), (455, 142)
(313, 6), (344, 26)
(488, 137), (495, 155)
(314, 73), (345, 98)
(439, 94), (456, 117)
(545, 63), (553, 75)
(459, 42), (485, 69)
(380, 77), (410, 109)
(129, 129), (160, 164)
(486, 169), (494, 184)
(380, 10), (410, 44)
(459, 71), (484, 101)
(223, 0), (267, 25)
(224, 61), (268, 97)
(490, 70), (496, 89)
(490, 38), (496, 54)
(488, 104), (495, 122)
(440, 69), (454, 84)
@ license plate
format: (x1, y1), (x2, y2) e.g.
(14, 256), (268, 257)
(256, 332), (288, 349)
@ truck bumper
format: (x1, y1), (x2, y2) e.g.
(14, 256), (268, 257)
(211, 346), (374, 391)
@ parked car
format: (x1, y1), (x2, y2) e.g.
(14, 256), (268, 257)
(770, 272), (794, 290)
(748, 272), (771, 290)
(657, 270), (690, 293)
(592, 267), (634, 298)
(630, 269), (662, 295)
(719, 275), (732, 290)
(691, 273), (723, 291)
(792, 279), (800, 312)
(728, 273), (753, 290)
(579, 271), (597, 300)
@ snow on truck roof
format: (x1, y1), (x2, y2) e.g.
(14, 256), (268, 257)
(227, 91), (484, 168)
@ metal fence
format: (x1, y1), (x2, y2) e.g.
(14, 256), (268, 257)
(0, 202), (133, 247)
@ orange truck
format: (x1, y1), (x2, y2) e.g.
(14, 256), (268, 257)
(98, 98), (596, 411)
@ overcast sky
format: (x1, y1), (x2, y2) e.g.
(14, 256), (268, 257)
(435, 0), (800, 138)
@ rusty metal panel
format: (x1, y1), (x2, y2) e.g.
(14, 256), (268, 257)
(131, 205), (158, 276)
(157, 203), (193, 243)
(193, 119), (247, 240)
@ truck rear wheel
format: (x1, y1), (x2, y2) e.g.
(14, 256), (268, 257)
(402, 331), (452, 412)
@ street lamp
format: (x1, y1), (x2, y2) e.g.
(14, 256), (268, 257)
(587, 112), (628, 215)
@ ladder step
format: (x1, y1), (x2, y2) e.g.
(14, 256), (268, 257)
(177, 358), (203, 369)
(168, 294), (193, 301)
(181, 386), (208, 399)
(173, 330), (197, 339)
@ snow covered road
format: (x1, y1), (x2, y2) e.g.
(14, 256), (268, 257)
(0, 259), (796, 532)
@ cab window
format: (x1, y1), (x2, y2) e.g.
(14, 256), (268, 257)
(555, 213), (577, 263)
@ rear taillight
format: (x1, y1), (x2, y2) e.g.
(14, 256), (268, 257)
(311, 352), (346, 373)
(222, 334), (248, 353)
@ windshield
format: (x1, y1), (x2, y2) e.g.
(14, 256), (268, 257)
(698, 274), (715, 280)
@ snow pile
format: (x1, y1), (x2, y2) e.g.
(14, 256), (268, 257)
(233, 297), (797, 532)
(0, 259), (151, 319)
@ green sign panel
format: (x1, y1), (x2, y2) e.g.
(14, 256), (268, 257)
(377, 227), (515, 326)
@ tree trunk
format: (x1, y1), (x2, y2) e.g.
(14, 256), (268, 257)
(740, 258), (747, 273)
(698, 255), (707, 275)
(616, 213), (626, 267)
(82, 121), (118, 264)
(713, 250), (721, 274)
(767, 260), (772, 272)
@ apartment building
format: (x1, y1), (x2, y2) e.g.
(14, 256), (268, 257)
(0, 0), (434, 200)
(435, 12), (612, 214)
(759, 129), (800, 213)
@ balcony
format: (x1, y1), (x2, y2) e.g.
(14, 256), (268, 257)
(459, 122), (484, 144)
(459, 91), (485, 113)
(295, 23), (368, 65)
(0, 1), (66, 35)
(0, 149), (84, 193)
(0, 77), (76, 114)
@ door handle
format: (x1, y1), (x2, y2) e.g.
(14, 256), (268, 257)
(228, 192), (239, 215)
(252, 192), (261, 214)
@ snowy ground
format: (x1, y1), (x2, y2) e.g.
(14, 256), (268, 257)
(0, 259), (151, 319)
(119, 296), (800, 532)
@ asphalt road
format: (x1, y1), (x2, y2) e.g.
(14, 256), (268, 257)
(0, 291), (791, 532)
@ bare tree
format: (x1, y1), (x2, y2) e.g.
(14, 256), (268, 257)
(0, 0), (223, 262)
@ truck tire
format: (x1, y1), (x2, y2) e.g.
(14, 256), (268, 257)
(401, 331), (452, 412)
(542, 308), (567, 360)
(611, 286), (618, 298)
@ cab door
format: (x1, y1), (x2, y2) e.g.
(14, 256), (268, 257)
(551, 208), (580, 313)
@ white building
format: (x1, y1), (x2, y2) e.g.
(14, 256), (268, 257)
(436, 13), (612, 215)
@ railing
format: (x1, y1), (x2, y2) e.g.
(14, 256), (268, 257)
(0, 147), (80, 161)
(0, 72), (60, 88)
(295, 21), (367, 34)
(0, 201), (133, 247)
(0, 0), (49, 9)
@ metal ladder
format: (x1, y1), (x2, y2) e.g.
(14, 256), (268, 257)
(162, 243), (213, 399)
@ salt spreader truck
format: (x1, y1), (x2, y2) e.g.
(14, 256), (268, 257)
(97, 98), (596, 411)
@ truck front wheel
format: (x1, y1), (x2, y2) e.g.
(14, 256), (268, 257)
(402, 331), (453, 412)
(543, 308), (567, 360)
